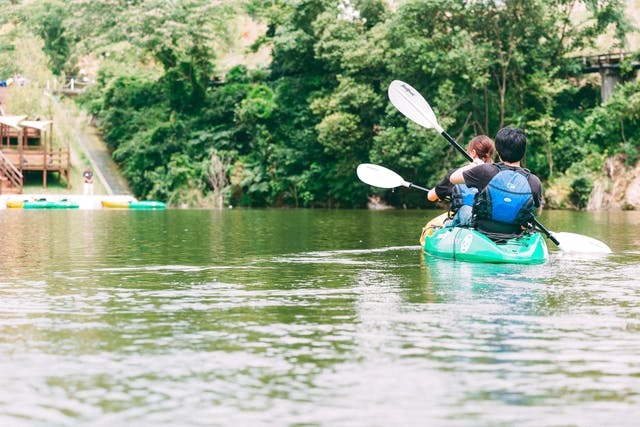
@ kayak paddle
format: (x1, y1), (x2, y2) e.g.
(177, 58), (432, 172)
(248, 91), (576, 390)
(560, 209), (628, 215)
(386, 80), (612, 254)
(356, 163), (430, 192)
(357, 163), (611, 254)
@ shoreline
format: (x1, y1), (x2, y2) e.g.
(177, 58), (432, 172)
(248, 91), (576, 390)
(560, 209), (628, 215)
(0, 194), (136, 210)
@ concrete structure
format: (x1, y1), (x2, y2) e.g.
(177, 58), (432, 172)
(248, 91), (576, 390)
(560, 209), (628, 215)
(580, 52), (640, 102)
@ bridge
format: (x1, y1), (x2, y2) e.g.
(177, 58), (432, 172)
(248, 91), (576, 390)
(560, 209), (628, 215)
(50, 77), (90, 96)
(578, 52), (640, 102)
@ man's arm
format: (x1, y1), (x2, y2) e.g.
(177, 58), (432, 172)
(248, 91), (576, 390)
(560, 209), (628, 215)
(531, 175), (543, 214)
(450, 159), (483, 184)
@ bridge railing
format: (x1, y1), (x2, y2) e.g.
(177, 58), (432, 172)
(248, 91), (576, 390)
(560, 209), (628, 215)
(577, 51), (640, 73)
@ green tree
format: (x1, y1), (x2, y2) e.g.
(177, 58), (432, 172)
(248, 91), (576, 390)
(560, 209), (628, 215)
(581, 81), (640, 164)
(3, 0), (635, 208)
(36, 2), (71, 75)
(380, 0), (630, 187)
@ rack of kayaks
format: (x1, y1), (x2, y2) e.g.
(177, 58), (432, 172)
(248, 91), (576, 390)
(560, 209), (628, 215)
(2, 196), (166, 210)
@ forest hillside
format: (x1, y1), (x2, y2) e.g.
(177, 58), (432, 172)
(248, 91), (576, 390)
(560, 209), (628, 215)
(2, 0), (640, 210)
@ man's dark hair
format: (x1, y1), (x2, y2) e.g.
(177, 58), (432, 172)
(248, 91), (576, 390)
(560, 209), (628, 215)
(495, 127), (526, 162)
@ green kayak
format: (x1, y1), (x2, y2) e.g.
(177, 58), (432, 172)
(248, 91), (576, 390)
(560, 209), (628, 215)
(23, 199), (79, 209)
(421, 213), (548, 264)
(129, 200), (166, 210)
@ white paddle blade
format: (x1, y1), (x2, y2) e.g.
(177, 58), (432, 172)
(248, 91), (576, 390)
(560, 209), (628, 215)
(553, 232), (612, 254)
(356, 163), (409, 189)
(388, 80), (443, 133)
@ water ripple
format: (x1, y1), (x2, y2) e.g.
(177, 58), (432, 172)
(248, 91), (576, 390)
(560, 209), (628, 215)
(2, 210), (640, 425)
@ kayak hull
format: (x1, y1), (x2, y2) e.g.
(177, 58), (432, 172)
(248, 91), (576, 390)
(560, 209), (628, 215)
(129, 201), (166, 210)
(101, 200), (167, 209)
(23, 200), (79, 209)
(6, 200), (24, 208)
(421, 214), (548, 264)
(101, 200), (130, 209)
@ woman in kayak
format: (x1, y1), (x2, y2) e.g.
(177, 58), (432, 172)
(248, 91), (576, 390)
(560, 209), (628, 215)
(450, 127), (542, 238)
(427, 135), (495, 226)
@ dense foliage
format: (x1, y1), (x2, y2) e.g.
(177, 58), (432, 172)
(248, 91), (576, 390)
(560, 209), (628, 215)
(1, 0), (638, 208)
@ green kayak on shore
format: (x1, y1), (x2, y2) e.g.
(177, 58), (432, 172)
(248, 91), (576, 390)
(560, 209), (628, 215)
(420, 213), (548, 264)
(101, 200), (167, 209)
(129, 201), (166, 210)
(23, 199), (79, 209)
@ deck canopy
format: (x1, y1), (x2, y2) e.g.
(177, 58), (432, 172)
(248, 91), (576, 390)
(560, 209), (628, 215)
(0, 115), (28, 129)
(19, 120), (53, 131)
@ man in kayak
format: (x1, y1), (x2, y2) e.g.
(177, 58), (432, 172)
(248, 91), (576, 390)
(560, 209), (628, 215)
(427, 135), (495, 226)
(449, 127), (542, 238)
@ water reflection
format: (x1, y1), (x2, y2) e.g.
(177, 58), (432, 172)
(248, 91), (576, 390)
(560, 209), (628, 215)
(1, 209), (639, 425)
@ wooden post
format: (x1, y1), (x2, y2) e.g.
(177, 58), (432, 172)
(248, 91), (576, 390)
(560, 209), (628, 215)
(67, 145), (71, 189)
(43, 126), (47, 189)
(18, 127), (23, 182)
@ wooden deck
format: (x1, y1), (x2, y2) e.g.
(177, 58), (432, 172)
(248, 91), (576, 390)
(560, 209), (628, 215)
(0, 116), (71, 193)
(1, 148), (70, 189)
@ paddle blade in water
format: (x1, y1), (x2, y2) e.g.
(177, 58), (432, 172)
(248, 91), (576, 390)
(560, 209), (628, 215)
(356, 163), (408, 189)
(388, 80), (443, 133)
(553, 232), (612, 254)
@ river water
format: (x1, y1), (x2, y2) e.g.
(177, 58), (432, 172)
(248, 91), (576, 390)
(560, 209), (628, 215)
(0, 209), (639, 426)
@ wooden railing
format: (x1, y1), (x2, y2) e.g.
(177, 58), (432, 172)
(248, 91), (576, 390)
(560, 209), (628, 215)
(0, 147), (69, 171)
(0, 151), (23, 192)
(0, 146), (70, 189)
(579, 52), (640, 73)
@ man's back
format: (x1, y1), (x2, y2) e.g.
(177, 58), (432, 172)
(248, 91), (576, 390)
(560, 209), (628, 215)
(463, 163), (541, 236)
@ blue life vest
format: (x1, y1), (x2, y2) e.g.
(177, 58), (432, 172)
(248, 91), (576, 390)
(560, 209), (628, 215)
(473, 164), (535, 233)
(450, 184), (477, 210)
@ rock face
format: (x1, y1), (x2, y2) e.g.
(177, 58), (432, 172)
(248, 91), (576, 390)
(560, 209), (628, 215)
(588, 154), (640, 210)
(367, 195), (394, 210)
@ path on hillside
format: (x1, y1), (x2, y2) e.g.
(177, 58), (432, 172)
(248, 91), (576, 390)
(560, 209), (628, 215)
(72, 124), (131, 195)
(47, 90), (131, 195)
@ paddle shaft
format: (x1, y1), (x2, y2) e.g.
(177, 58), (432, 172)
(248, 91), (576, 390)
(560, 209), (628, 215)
(532, 218), (559, 245)
(442, 131), (473, 162)
(409, 183), (430, 192)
